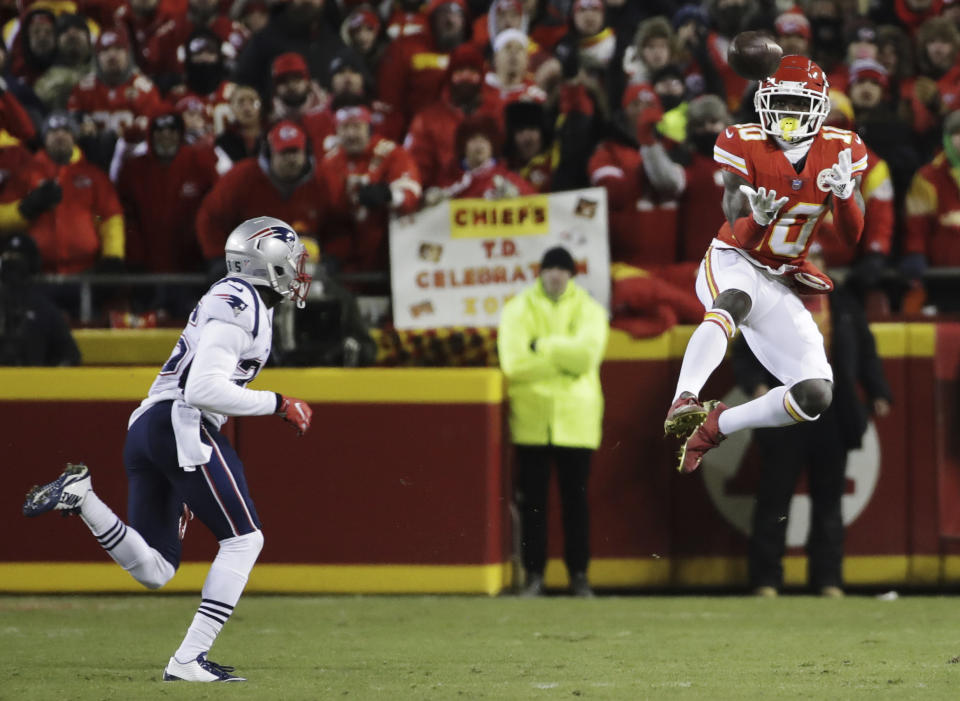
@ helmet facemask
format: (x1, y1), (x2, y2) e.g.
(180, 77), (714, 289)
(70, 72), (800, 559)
(266, 243), (312, 308)
(755, 84), (829, 143)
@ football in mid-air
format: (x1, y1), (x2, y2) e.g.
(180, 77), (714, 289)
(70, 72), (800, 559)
(727, 31), (783, 81)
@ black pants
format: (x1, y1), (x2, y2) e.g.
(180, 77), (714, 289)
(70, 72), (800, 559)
(514, 444), (592, 577)
(749, 411), (847, 591)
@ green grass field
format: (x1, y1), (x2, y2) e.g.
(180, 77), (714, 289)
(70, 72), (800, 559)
(2, 593), (959, 700)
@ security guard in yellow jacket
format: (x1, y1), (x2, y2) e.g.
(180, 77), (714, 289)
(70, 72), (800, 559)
(498, 246), (609, 597)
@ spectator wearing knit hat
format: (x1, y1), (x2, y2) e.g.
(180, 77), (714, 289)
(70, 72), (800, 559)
(33, 13), (93, 112)
(384, 0), (430, 41)
(404, 43), (504, 189)
(827, 19), (881, 92)
(377, 0), (470, 141)
(8, 7), (57, 86)
(233, 0), (345, 99)
(482, 29), (545, 105)
(68, 27), (163, 137)
(773, 11), (811, 59)
(340, 3), (388, 77)
(622, 16), (675, 95)
(148, 0), (251, 82)
(166, 29), (235, 137)
(196, 119), (328, 267)
(316, 104), (421, 282)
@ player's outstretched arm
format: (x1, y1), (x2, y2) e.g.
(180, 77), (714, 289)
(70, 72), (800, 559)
(721, 170), (754, 227)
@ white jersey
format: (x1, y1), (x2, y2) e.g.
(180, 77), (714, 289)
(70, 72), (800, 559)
(130, 277), (278, 434)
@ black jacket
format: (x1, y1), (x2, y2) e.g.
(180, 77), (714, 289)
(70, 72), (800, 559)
(732, 286), (892, 450)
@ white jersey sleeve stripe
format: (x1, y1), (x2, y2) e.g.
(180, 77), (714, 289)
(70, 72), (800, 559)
(714, 145), (750, 177)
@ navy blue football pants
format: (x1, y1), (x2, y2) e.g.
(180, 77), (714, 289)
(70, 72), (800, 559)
(123, 401), (261, 569)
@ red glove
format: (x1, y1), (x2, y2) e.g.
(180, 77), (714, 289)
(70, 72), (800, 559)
(635, 106), (663, 147)
(276, 394), (312, 436)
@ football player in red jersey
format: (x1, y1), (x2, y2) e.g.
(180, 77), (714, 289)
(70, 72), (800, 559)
(662, 55), (868, 474)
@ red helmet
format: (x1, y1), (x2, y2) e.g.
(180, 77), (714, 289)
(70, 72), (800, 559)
(754, 55), (830, 142)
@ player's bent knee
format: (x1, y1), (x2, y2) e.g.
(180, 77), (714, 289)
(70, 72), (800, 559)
(712, 289), (752, 325)
(218, 529), (264, 570)
(788, 379), (833, 419)
(138, 554), (176, 590)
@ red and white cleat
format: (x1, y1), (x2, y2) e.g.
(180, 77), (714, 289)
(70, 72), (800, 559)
(664, 393), (708, 438)
(677, 400), (728, 473)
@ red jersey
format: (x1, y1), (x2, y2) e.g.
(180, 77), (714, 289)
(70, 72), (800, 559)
(167, 80), (235, 135)
(117, 143), (218, 272)
(588, 139), (680, 267)
(818, 145), (893, 266)
(317, 136), (422, 273)
(711, 123), (868, 269)
(114, 4), (183, 78)
(904, 151), (960, 265)
(68, 72), (164, 133)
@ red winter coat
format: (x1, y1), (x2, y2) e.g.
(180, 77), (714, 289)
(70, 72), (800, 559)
(195, 157), (328, 260)
(316, 135), (422, 273)
(678, 150), (725, 263)
(589, 140), (680, 267)
(404, 92), (504, 188)
(117, 143), (219, 272)
(6, 149), (123, 273)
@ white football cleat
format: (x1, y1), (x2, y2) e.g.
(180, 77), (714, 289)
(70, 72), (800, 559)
(22, 463), (91, 517)
(162, 653), (246, 682)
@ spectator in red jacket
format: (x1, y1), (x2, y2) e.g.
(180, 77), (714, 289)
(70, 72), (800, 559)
(377, 0), (470, 141)
(196, 119), (327, 265)
(430, 113), (535, 201)
(68, 26), (163, 136)
(316, 104), (421, 279)
(114, 0), (185, 80)
(116, 110), (218, 275)
(268, 51), (332, 158)
(901, 17), (960, 158)
(340, 3), (389, 78)
(482, 29), (545, 105)
(0, 112), (124, 274)
(166, 29), (234, 136)
(150, 0), (250, 80)
(588, 82), (683, 268)
(404, 43), (503, 189)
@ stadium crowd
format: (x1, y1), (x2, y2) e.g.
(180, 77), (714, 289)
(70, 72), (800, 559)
(0, 0), (959, 357)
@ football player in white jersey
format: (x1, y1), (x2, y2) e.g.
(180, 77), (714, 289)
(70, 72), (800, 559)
(23, 216), (314, 682)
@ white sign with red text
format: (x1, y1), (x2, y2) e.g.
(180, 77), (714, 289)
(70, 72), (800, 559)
(389, 188), (610, 329)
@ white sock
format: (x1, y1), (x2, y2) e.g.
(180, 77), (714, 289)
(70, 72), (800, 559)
(79, 490), (175, 590)
(175, 530), (264, 663)
(718, 385), (816, 435)
(674, 311), (735, 400)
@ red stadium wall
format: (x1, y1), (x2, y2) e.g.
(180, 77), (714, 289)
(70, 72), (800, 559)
(2, 324), (960, 594)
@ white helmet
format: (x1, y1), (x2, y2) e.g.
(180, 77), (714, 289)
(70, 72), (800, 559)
(224, 216), (312, 308)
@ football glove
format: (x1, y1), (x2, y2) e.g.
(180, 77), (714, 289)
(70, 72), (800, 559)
(276, 394), (312, 436)
(738, 185), (789, 227)
(817, 147), (855, 200)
